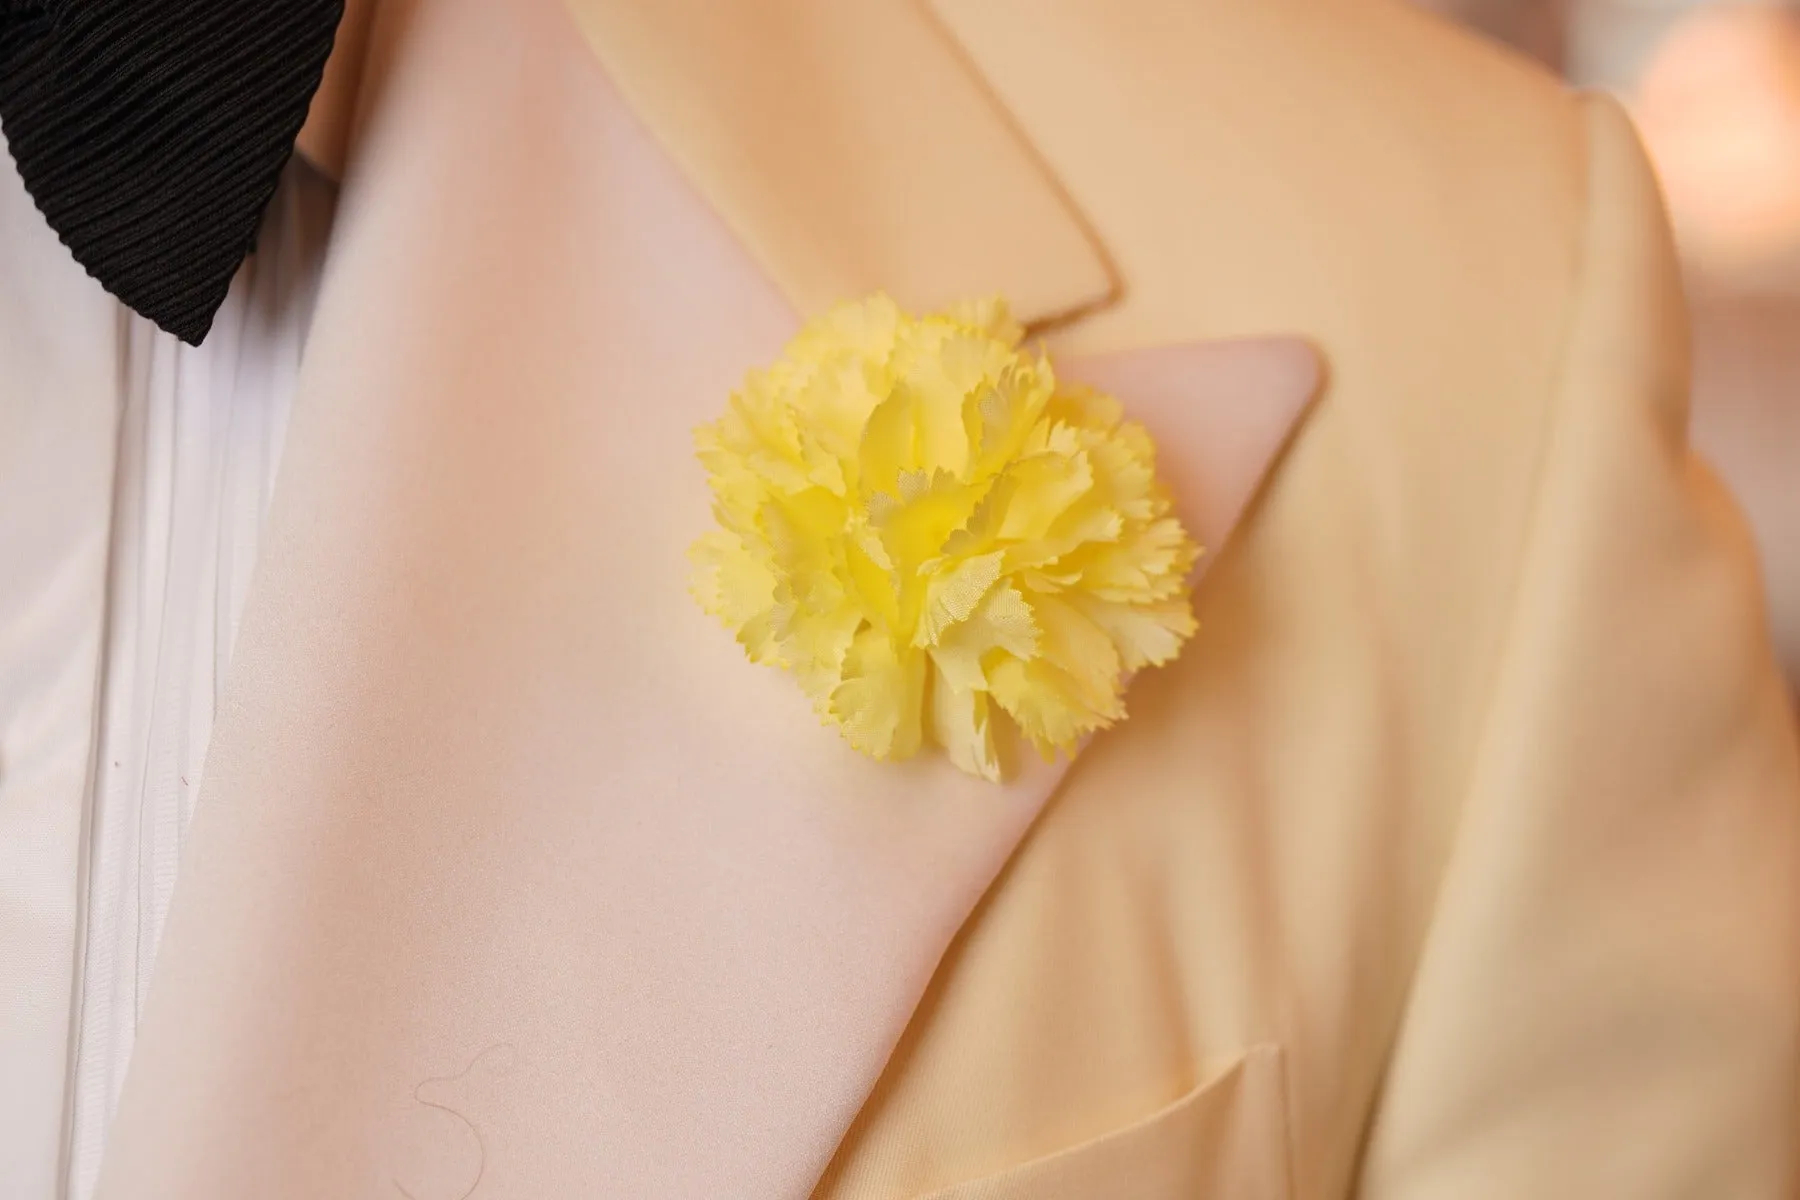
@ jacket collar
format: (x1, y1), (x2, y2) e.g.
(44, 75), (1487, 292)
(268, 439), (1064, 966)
(563, 0), (1119, 329)
(302, 0), (1120, 330)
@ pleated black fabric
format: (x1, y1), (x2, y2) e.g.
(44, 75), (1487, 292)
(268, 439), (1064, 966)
(0, 0), (344, 344)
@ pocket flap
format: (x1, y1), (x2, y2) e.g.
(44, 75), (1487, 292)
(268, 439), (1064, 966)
(917, 1045), (1291, 1200)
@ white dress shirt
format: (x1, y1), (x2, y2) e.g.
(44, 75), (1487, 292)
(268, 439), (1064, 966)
(0, 143), (331, 1200)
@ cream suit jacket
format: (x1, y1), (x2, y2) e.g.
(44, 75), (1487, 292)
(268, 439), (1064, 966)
(66, 0), (1800, 1197)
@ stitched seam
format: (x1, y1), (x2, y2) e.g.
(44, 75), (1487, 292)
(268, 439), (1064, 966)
(1273, 1043), (1301, 1200)
(1350, 90), (1608, 1183)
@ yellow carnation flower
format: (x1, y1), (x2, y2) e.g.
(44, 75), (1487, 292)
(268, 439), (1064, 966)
(690, 295), (1200, 782)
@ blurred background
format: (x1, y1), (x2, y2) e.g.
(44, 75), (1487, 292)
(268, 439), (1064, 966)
(1420, 0), (1800, 679)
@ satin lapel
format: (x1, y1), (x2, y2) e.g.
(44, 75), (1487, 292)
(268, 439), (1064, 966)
(94, 2), (1313, 1197)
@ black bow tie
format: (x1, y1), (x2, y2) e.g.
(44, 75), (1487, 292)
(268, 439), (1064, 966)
(0, 0), (345, 344)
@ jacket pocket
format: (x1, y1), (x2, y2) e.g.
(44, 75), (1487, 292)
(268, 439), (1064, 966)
(915, 1045), (1291, 1200)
